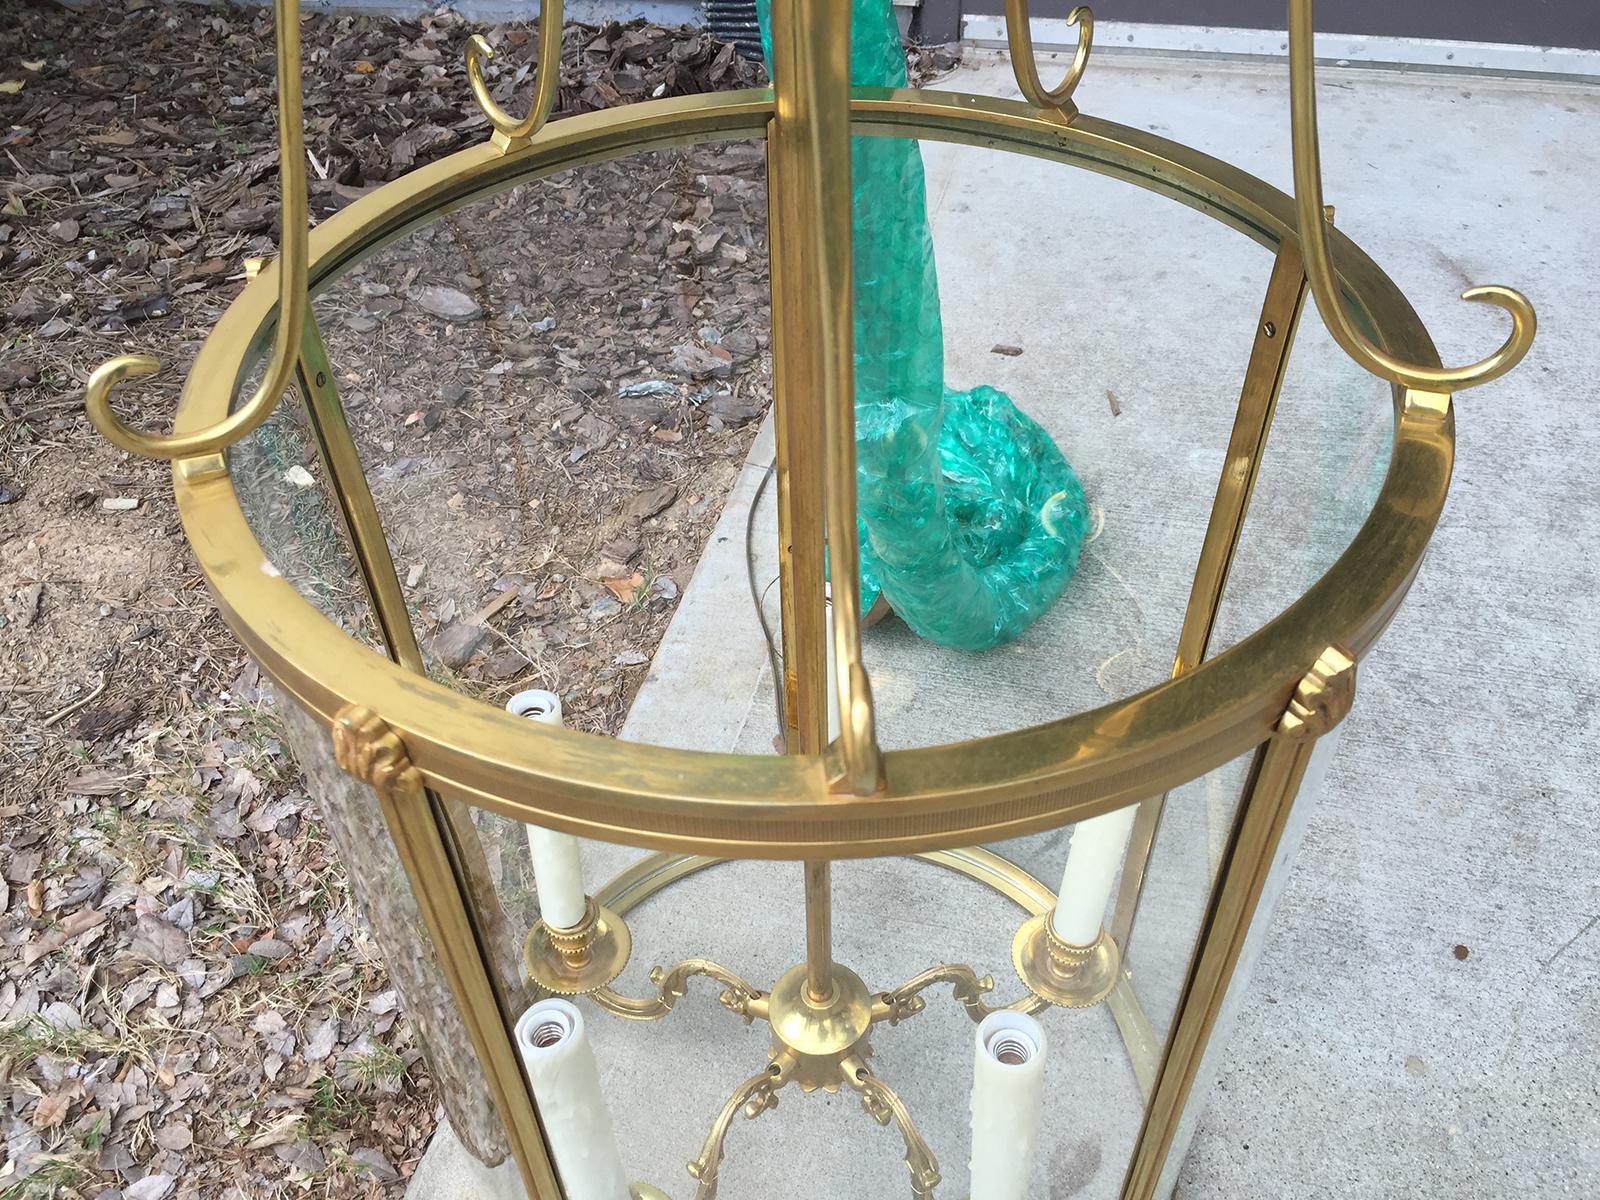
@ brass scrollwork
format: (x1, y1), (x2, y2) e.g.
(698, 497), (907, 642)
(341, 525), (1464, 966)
(1003, 2), (1093, 116)
(465, 1), (565, 153)
(590, 958), (765, 1022)
(875, 962), (1048, 1024)
(686, 1065), (783, 1200)
(841, 1057), (941, 1200)
(84, 0), (307, 467)
(1290, 0), (1535, 391)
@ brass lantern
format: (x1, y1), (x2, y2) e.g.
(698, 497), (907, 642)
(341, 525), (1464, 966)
(84, 0), (1534, 1197)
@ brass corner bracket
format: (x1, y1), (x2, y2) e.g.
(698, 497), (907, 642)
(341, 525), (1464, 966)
(330, 703), (425, 801)
(1278, 645), (1357, 741)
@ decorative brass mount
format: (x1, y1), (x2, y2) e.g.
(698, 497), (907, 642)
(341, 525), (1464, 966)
(524, 902), (1058, 1200)
(1011, 916), (1121, 1009)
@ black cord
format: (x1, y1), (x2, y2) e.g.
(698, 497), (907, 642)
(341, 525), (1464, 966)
(745, 461), (787, 744)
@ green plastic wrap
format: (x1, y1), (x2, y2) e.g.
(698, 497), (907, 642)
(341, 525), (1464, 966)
(757, 0), (1088, 651)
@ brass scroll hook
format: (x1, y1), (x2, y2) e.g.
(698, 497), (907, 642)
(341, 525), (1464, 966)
(466, 0), (565, 153)
(85, 0), (307, 463)
(1289, 0), (1535, 391)
(1003, 3), (1093, 115)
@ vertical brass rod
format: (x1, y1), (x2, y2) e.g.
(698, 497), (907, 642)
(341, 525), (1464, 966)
(804, 859), (834, 1002)
(768, 0), (860, 998)
(764, 130), (829, 758)
(300, 310), (535, 1177)
(768, 0), (878, 798)
(294, 314), (426, 673)
(1119, 650), (1352, 1200)
(344, 714), (561, 1200)
(1109, 239), (1309, 953)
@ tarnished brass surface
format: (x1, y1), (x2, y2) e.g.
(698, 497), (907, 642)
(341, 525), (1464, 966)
(767, 963), (875, 1085)
(171, 89), (1457, 859)
(522, 899), (632, 996)
(1013, 916), (1122, 1008)
(591, 959), (764, 1023)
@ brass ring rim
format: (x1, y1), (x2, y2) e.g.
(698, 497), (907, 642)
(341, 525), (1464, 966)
(173, 88), (1452, 858)
(593, 847), (1056, 919)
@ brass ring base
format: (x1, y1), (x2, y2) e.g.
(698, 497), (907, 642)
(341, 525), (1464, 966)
(1012, 915), (1121, 1008)
(523, 901), (631, 995)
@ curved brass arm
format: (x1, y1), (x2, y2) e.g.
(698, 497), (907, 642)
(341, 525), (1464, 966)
(590, 958), (765, 1022)
(465, 1), (565, 150)
(875, 963), (1048, 1025)
(1289, 0), (1534, 391)
(85, 0), (307, 462)
(1003, 2), (1093, 113)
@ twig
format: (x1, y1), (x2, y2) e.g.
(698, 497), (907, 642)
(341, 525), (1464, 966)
(41, 670), (107, 729)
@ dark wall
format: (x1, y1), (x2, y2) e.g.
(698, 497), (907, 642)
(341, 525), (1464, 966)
(939, 1), (1600, 51)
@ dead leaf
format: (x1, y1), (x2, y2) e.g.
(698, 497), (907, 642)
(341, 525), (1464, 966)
(131, 913), (189, 967)
(124, 1176), (175, 1200)
(602, 573), (645, 603)
(64, 769), (134, 796)
(33, 1088), (75, 1129)
(154, 1122), (193, 1152)
(252, 1010), (296, 1057)
(23, 907), (108, 965)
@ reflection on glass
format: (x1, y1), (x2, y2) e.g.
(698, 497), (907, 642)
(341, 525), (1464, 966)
(230, 391), (380, 649)
(306, 142), (773, 740)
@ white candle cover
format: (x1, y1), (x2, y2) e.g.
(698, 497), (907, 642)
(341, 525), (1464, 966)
(507, 690), (587, 930)
(969, 1010), (1048, 1200)
(1051, 804), (1139, 946)
(515, 999), (631, 1200)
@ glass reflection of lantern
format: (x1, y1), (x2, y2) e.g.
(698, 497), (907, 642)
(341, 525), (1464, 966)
(84, 0), (1535, 1197)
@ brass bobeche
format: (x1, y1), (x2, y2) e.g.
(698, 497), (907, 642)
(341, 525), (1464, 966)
(1012, 915), (1122, 1009)
(522, 897), (632, 996)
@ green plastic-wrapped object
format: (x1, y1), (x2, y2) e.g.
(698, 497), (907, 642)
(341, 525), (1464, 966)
(756, 0), (1088, 651)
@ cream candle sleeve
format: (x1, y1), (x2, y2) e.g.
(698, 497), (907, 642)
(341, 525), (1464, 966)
(508, 689), (587, 929)
(969, 1010), (1048, 1200)
(1051, 804), (1139, 946)
(516, 999), (631, 1200)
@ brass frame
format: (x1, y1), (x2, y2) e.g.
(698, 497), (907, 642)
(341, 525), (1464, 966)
(86, 0), (1539, 1195)
(166, 91), (1454, 1196)
(168, 89), (1455, 859)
